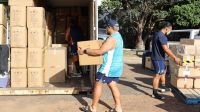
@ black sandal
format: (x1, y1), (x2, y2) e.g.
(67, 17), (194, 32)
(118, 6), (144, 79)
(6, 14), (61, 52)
(107, 108), (117, 112)
(81, 106), (96, 112)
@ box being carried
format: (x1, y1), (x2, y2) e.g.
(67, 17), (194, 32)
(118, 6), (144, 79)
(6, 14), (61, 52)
(171, 75), (193, 89)
(78, 40), (103, 66)
(180, 39), (200, 46)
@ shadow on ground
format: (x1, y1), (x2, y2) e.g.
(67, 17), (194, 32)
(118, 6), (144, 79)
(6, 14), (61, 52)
(73, 94), (112, 111)
(155, 94), (200, 112)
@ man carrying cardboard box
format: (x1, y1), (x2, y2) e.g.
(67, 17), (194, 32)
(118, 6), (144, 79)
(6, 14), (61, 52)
(151, 21), (181, 100)
(78, 20), (123, 112)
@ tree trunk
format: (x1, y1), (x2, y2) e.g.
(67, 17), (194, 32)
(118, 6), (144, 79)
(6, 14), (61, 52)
(135, 32), (144, 50)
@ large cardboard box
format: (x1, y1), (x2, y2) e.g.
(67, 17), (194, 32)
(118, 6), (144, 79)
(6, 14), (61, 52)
(177, 54), (194, 67)
(194, 79), (200, 89)
(195, 56), (200, 67)
(28, 68), (44, 87)
(10, 6), (26, 27)
(10, 27), (27, 47)
(45, 47), (67, 82)
(78, 40), (103, 65)
(11, 68), (27, 88)
(171, 75), (193, 89)
(145, 57), (154, 70)
(27, 7), (45, 28)
(11, 48), (27, 68)
(174, 65), (200, 77)
(27, 48), (44, 68)
(0, 25), (6, 45)
(28, 28), (45, 48)
(176, 45), (195, 55)
(0, 4), (7, 27)
(9, 0), (37, 6)
(180, 39), (200, 46)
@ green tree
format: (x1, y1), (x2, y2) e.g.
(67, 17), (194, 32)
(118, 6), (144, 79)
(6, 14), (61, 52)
(99, 0), (171, 49)
(169, 0), (200, 28)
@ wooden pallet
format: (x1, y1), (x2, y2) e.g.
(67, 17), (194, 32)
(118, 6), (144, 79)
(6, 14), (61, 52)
(0, 77), (92, 96)
(172, 86), (200, 105)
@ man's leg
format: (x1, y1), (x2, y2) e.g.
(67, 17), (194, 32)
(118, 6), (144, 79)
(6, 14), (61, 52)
(152, 74), (165, 99)
(160, 74), (171, 92)
(108, 81), (122, 112)
(91, 81), (103, 111)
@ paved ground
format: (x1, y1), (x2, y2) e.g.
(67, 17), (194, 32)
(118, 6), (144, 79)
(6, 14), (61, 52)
(0, 51), (199, 112)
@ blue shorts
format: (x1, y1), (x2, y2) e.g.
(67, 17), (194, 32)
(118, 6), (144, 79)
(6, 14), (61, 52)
(70, 44), (78, 55)
(152, 60), (166, 75)
(96, 72), (119, 84)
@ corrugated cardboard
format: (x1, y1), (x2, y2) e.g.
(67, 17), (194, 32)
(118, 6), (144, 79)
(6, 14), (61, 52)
(9, 0), (37, 6)
(177, 54), (194, 67)
(52, 44), (67, 48)
(176, 45), (195, 55)
(45, 28), (52, 48)
(194, 79), (200, 89)
(27, 7), (45, 28)
(28, 28), (45, 48)
(11, 48), (27, 68)
(145, 57), (154, 70)
(171, 75), (193, 89)
(10, 27), (27, 47)
(11, 68), (27, 88)
(195, 56), (200, 67)
(78, 40), (103, 65)
(44, 47), (67, 82)
(180, 39), (200, 46)
(0, 4), (7, 27)
(0, 25), (6, 45)
(28, 68), (44, 87)
(10, 6), (26, 27)
(174, 65), (200, 77)
(27, 48), (44, 68)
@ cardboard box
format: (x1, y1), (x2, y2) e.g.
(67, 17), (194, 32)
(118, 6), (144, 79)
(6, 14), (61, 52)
(145, 57), (154, 70)
(10, 27), (27, 47)
(45, 28), (52, 47)
(194, 79), (200, 88)
(27, 7), (45, 28)
(195, 56), (200, 67)
(9, 0), (37, 6)
(27, 48), (44, 68)
(28, 68), (44, 87)
(11, 68), (27, 88)
(174, 65), (200, 77)
(180, 39), (200, 46)
(11, 48), (27, 68)
(177, 45), (195, 55)
(45, 47), (67, 82)
(78, 40), (103, 65)
(177, 54), (194, 67)
(171, 75), (193, 89)
(10, 6), (26, 27)
(52, 44), (67, 48)
(0, 4), (7, 27)
(0, 25), (6, 45)
(28, 28), (45, 48)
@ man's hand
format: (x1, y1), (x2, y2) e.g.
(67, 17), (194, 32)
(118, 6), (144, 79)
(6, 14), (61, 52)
(174, 57), (182, 65)
(78, 47), (84, 55)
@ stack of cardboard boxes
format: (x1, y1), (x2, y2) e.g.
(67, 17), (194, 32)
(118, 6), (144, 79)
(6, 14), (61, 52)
(0, 4), (7, 45)
(9, 0), (45, 88)
(170, 39), (200, 89)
